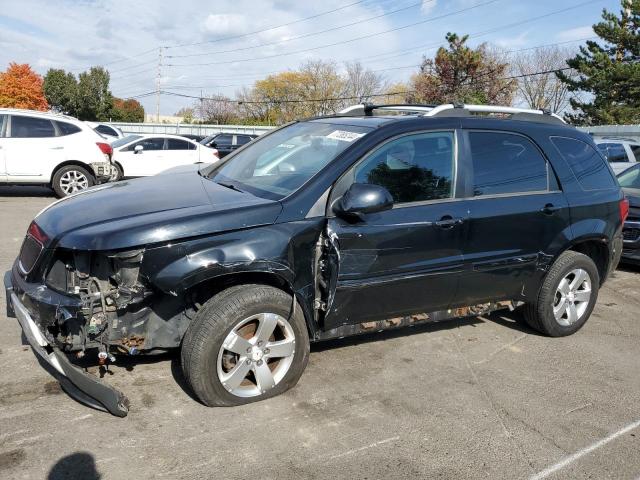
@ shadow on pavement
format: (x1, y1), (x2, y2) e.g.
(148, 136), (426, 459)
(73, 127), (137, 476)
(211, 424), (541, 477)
(0, 186), (54, 197)
(48, 452), (100, 480)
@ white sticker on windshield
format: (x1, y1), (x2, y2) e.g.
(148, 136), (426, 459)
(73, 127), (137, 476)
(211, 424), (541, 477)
(326, 130), (365, 142)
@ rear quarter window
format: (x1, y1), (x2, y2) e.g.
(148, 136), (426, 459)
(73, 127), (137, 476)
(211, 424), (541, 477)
(550, 137), (617, 190)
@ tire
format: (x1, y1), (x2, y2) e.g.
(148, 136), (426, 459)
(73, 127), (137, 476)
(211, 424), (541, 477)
(181, 284), (310, 407)
(52, 165), (94, 198)
(111, 163), (124, 182)
(524, 251), (600, 337)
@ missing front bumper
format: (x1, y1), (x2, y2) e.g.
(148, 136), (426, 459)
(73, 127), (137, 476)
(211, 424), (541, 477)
(4, 271), (129, 417)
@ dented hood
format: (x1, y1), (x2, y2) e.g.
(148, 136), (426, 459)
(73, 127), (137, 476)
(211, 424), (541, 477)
(35, 170), (282, 250)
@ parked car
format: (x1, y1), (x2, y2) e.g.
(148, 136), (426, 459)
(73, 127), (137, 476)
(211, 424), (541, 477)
(179, 133), (206, 142)
(0, 108), (113, 197)
(5, 104), (627, 417)
(86, 122), (125, 141)
(200, 132), (257, 158)
(109, 134), (219, 180)
(617, 164), (640, 264)
(594, 136), (640, 174)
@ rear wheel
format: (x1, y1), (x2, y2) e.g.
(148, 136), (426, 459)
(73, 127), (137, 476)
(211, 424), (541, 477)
(110, 163), (124, 181)
(52, 165), (94, 197)
(524, 251), (599, 336)
(181, 284), (310, 406)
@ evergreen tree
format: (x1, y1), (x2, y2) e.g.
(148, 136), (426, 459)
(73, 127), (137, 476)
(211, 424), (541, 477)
(558, 0), (640, 125)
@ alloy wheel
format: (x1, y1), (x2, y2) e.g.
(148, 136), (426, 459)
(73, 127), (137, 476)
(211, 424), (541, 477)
(59, 170), (89, 195)
(553, 268), (592, 326)
(217, 312), (296, 397)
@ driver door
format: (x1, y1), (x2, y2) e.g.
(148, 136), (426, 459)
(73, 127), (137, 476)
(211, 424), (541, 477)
(322, 131), (468, 330)
(122, 137), (166, 177)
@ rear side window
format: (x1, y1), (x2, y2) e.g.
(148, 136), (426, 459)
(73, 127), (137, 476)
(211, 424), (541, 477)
(551, 137), (617, 190)
(167, 138), (195, 150)
(55, 121), (81, 136)
(631, 145), (640, 162)
(95, 125), (117, 137)
(10, 115), (55, 138)
(354, 131), (455, 204)
(598, 143), (628, 163)
(469, 131), (548, 196)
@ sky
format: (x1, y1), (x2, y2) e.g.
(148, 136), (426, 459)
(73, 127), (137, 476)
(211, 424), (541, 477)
(0, 0), (622, 116)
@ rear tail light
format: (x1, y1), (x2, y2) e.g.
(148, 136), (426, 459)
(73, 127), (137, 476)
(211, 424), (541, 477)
(620, 198), (630, 223)
(27, 221), (49, 246)
(212, 149), (220, 159)
(96, 142), (113, 161)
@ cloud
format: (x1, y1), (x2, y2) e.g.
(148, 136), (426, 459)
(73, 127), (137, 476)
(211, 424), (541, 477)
(556, 25), (594, 42)
(201, 14), (251, 38)
(421, 0), (437, 15)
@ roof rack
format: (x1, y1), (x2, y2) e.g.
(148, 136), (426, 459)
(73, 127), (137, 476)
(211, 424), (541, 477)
(338, 103), (566, 125)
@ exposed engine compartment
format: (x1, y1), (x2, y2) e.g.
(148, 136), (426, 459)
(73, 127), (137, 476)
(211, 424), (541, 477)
(43, 248), (188, 359)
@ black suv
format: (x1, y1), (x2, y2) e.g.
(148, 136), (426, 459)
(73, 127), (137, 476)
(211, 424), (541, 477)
(200, 132), (258, 158)
(4, 104), (627, 416)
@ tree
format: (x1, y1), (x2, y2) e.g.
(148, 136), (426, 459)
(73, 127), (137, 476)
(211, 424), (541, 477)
(0, 63), (48, 110)
(512, 46), (575, 113)
(196, 95), (238, 124)
(408, 33), (516, 105)
(75, 67), (113, 121)
(557, 0), (640, 125)
(175, 107), (195, 123)
(343, 61), (387, 106)
(111, 98), (144, 122)
(43, 69), (78, 114)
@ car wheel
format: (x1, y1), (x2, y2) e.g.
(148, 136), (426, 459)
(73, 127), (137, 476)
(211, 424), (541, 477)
(181, 284), (310, 406)
(110, 163), (124, 182)
(524, 251), (599, 336)
(52, 165), (94, 198)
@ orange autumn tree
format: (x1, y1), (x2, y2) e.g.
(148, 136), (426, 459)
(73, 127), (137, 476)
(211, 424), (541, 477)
(0, 63), (48, 111)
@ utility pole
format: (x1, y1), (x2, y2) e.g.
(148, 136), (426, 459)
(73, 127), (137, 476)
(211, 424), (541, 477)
(156, 47), (163, 123)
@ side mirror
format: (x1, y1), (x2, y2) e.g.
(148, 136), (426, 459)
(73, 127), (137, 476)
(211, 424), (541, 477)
(134, 145), (144, 154)
(333, 183), (394, 219)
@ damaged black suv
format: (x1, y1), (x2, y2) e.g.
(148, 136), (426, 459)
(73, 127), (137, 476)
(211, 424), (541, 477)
(4, 104), (627, 417)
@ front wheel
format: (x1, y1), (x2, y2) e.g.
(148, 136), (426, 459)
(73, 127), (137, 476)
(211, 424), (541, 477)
(524, 251), (600, 336)
(52, 165), (94, 197)
(181, 284), (310, 406)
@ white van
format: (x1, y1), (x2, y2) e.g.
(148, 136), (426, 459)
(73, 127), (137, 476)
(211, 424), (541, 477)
(0, 109), (113, 197)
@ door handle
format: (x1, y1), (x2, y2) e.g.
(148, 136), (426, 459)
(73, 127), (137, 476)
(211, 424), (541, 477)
(540, 203), (561, 215)
(435, 216), (464, 228)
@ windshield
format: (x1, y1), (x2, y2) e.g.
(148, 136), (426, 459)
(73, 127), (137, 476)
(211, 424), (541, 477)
(204, 121), (372, 200)
(112, 135), (142, 148)
(618, 165), (640, 189)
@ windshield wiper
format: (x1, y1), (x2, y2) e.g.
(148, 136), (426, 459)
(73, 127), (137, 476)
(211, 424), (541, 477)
(216, 181), (245, 193)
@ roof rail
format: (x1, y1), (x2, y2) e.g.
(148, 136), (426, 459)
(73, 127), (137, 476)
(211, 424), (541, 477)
(425, 104), (566, 124)
(338, 104), (437, 116)
(338, 103), (566, 125)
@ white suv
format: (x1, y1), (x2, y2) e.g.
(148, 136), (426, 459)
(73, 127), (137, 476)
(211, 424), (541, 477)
(0, 109), (113, 197)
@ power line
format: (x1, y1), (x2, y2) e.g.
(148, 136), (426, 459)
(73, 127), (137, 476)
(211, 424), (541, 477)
(166, 0), (429, 59)
(166, 0), (500, 68)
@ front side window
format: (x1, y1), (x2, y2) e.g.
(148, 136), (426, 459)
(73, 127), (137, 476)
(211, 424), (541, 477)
(353, 132), (455, 204)
(129, 137), (165, 151)
(215, 134), (233, 146)
(204, 121), (372, 200)
(10, 115), (55, 138)
(236, 135), (252, 145)
(167, 138), (194, 150)
(0, 114), (7, 137)
(469, 131), (548, 196)
(617, 164), (640, 189)
(551, 137), (617, 190)
(598, 143), (629, 163)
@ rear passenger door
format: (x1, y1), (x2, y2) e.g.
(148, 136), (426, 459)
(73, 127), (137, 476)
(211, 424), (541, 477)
(3, 115), (64, 181)
(455, 130), (571, 306)
(165, 138), (198, 168)
(213, 134), (233, 157)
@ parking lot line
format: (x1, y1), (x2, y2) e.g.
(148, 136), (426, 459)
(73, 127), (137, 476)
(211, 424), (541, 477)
(529, 418), (640, 480)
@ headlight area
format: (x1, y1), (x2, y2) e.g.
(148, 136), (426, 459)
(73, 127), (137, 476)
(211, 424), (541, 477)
(44, 248), (187, 364)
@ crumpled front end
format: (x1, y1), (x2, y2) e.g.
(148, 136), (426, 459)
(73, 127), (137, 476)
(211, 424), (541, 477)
(4, 223), (190, 417)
